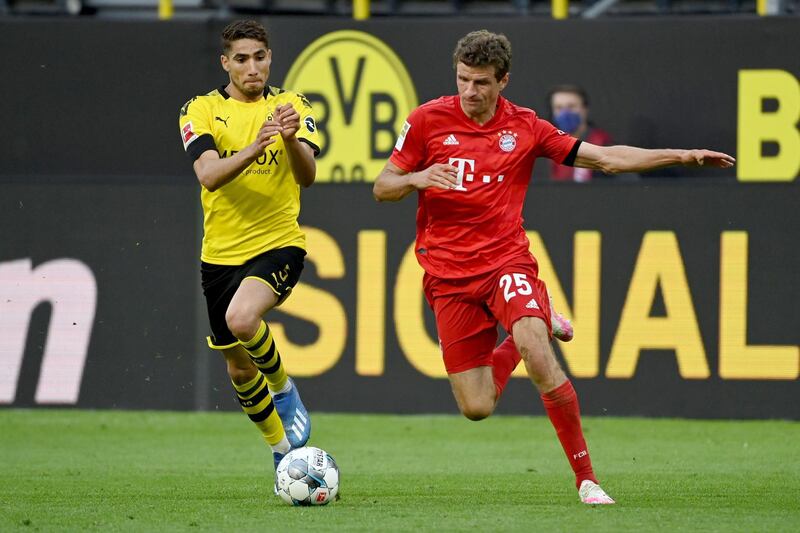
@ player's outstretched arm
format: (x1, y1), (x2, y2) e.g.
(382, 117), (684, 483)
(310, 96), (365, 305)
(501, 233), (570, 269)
(373, 161), (459, 202)
(573, 142), (735, 175)
(192, 121), (282, 192)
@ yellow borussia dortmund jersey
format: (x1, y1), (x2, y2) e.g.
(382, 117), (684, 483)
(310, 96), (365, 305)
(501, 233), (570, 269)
(178, 86), (321, 265)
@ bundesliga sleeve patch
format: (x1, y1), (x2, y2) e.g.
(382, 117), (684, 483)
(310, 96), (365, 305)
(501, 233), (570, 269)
(395, 121), (411, 151)
(181, 121), (198, 150)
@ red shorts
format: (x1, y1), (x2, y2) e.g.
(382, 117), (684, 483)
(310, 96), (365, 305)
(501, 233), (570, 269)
(423, 254), (552, 374)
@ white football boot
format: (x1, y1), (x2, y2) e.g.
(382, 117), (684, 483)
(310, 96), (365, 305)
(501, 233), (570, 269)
(578, 480), (616, 505)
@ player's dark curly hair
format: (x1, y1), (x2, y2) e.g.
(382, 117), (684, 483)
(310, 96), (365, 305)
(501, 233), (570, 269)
(221, 20), (270, 55)
(453, 30), (512, 81)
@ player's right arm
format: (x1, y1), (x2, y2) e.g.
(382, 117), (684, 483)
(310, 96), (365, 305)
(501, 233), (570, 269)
(373, 107), (458, 202)
(373, 161), (459, 202)
(192, 121), (282, 192)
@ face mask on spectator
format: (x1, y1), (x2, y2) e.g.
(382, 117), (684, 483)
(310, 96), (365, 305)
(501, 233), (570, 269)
(554, 110), (582, 134)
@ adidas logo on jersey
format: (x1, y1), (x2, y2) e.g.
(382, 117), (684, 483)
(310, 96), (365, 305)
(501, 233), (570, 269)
(443, 134), (459, 145)
(525, 298), (539, 310)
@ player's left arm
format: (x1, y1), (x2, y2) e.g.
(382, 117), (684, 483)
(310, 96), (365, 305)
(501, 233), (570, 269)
(275, 103), (316, 187)
(573, 142), (736, 174)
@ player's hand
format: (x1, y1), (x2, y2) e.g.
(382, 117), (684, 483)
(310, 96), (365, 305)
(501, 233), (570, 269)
(409, 164), (459, 191)
(246, 120), (282, 158)
(681, 149), (736, 168)
(275, 104), (300, 139)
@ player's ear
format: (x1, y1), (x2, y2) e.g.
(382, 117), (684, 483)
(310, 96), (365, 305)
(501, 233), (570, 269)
(499, 72), (510, 90)
(220, 54), (230, 72)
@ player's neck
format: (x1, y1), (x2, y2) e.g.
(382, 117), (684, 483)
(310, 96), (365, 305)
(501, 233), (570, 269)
(460, 98), (500, 126)
(225, 82), (264, 103)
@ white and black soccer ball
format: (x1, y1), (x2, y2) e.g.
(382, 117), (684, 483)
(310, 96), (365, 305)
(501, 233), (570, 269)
(276, 446), (339, 506)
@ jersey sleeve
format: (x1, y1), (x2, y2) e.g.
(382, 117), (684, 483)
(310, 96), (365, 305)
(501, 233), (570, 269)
(178, 96), (217, 162)
(531, 116), (580, 166)
(293, 93), (322, 156)
(389, 106), (427, 172)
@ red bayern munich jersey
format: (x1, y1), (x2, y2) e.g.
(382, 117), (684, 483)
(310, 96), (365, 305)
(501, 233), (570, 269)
(390, 95), (579, 279)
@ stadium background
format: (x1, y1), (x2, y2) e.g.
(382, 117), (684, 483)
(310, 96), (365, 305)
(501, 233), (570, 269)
(1, 7), (798, 420)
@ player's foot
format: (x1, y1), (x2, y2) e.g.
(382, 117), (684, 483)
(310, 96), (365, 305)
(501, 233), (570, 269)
(550, 297), (574, 342)
(272, 378), (311, 448)
(578, 480), (615, 505)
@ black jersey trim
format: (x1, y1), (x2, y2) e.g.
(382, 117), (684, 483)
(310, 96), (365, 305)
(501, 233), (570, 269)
(187, 134), (218, 162)
(218, 85), (230, 99)
(299, 138), (321, 157)
(562, 139), (582, 167)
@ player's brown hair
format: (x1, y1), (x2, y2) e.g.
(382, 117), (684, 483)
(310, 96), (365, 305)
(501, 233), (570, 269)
(452, 30), (512, 81)
(221, 20), (270, 55)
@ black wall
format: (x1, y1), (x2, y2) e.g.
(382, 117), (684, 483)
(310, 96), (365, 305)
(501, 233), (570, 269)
(0, 17), (798, 418)
(1, 17), (798, 179)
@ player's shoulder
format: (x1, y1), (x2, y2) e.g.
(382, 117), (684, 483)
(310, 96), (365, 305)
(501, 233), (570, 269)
(179, 88), (224, 117)
(503, 98), (540, 121)
(419, 95), (456, 113)
(267, 86), (314, 109)
(408, 95), (457, 123)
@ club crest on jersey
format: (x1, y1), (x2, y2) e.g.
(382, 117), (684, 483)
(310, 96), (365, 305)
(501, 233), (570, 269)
(498, 130), (518, 152)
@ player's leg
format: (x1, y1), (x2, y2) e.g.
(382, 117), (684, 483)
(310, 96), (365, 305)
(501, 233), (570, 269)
(425, 273), (502, 420)
(490, 335), (521, 400)
(226, 247), (310, 448)
(222, 344), (290, 464)
(200, 261), (290, 472)
(448, 366), (496, 420)
(489, 260), (613, 504)
(512, 317), (613, 503)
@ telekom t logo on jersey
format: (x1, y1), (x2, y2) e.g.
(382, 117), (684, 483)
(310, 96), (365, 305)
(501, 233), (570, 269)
(448, 158), (505, 191)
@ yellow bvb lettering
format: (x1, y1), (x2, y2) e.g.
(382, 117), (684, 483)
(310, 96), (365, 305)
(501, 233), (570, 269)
(718, 232), (799, 379)
(521, 231), (602, 378)
(394, 243), (445, 378)
(737, 69), (800, 181)
(606, 232), (710, 379)
(271, 227), (347, 376)
(355, 230), (387, 376)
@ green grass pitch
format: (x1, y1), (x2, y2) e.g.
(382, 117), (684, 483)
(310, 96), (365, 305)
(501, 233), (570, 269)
(1, 410), (798, 532)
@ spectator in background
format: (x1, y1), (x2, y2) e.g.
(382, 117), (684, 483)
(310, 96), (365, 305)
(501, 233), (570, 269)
(548, 85), (612, 182)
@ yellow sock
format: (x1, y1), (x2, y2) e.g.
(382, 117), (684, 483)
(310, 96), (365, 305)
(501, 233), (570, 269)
(241, 321), (289, 393)
(232, 373), (288, 451)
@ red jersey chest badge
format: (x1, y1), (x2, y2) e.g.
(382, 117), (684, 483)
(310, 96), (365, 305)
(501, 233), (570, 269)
(498, 130), (518, 153)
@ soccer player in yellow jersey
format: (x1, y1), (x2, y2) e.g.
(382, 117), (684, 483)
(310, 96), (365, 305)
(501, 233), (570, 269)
(178, 20), (320, 484)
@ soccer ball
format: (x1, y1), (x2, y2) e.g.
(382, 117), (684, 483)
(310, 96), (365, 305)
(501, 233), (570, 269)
(275, 446), (339, 506)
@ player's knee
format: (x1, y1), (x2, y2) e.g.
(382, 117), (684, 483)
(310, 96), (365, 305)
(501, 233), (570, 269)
(459, 398), (494, 421)
(225, 307), (258, 341)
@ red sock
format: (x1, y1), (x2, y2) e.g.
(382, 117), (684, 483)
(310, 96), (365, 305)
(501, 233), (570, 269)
(492, 336), (521, 399)
(541, 380), (598, 488)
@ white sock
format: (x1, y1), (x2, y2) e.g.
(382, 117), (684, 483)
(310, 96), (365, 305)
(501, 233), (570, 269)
(272, 436), (291, 454)
(269, 379), (292, 395)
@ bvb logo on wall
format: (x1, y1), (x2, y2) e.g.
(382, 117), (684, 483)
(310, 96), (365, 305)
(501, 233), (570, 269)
(284, 30), (418, 183)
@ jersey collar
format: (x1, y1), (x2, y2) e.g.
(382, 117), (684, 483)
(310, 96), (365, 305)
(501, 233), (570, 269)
(218, 85), (275, 100)
(454, 94), (507, 129)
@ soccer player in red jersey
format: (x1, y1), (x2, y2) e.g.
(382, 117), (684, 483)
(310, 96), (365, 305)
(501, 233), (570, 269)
(373, 29), (735, 505)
